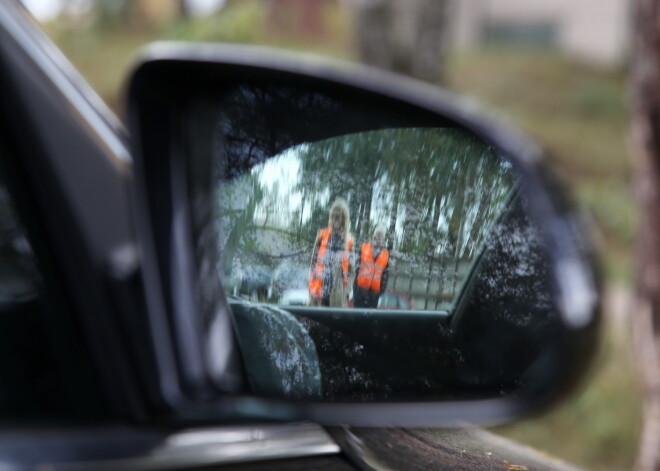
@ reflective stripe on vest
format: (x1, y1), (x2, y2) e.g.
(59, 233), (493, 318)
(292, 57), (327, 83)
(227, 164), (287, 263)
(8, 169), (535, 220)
(356, 243), (375, 289)
(356, 242), (389, 293)
(342, 237), (354, 287)
(309, 227), (353, 298)
(308, 228), (330, 299)
(371, 248), (389, 293)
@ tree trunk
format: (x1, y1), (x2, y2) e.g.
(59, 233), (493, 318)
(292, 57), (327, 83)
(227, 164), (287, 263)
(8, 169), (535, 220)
(630, 0), (660, 470)
(387, 187), (399, 248)
(267, 0), (326, 36)
(346, 0), (450, 83)
(174, 0), (189, 18)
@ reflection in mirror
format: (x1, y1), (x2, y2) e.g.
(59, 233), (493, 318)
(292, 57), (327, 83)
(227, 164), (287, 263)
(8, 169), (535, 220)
(186, 83), (562, 403)
(218, 128), (516, 313)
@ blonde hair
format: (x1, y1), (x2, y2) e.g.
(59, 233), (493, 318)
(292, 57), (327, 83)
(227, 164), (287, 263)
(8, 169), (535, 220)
(328, 198), (351, 237)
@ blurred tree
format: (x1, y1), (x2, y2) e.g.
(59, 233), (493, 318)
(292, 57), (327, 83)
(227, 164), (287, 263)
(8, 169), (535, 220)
(92, 0), (137, 28)
(631, 1), (660, 470)
(91, 0), (178, 30)
(174, 0), (189, 18)
(266, 0), (332, 36)
(344, 0), (450, 83)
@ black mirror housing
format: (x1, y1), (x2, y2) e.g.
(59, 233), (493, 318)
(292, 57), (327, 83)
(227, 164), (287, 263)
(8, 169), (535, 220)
(126, 42), (601, 426)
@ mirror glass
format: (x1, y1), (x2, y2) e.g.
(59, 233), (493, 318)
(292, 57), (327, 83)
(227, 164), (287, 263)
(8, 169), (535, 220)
(184, 81), (562, 402)
(218, 128), (516, 313)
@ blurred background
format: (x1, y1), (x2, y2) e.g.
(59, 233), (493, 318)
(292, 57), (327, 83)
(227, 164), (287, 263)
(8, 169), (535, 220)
(20, 0), (636, 469)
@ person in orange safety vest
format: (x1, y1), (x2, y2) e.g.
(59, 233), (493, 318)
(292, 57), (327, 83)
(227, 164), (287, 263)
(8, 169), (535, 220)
(308, 198), (354, 307)
(353, 225), (389, 308)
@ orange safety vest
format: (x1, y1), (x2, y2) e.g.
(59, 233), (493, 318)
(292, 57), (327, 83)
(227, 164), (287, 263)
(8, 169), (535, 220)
(309, 227), (354, 299)
(356, 242), (389, 293)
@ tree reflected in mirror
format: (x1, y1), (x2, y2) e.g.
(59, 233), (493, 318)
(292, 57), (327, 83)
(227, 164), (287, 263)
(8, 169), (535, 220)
(217, 128), (516, 313)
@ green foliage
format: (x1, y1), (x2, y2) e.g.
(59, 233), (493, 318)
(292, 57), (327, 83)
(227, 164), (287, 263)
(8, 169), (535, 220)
(577, 181), (637, 247)
(42, 26), (149, 106)
(573, 81), (625, 119)
(164, 0), (266, 43)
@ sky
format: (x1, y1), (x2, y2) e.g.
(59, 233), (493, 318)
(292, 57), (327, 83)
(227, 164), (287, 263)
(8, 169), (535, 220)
(22, 0), (227, 22)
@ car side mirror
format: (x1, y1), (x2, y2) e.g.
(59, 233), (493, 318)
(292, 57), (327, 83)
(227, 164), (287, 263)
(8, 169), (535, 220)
(126, 43), (601, 426)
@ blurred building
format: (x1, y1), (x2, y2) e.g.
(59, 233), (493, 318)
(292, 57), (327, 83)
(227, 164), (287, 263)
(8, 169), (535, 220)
(452, 0), (630, 66)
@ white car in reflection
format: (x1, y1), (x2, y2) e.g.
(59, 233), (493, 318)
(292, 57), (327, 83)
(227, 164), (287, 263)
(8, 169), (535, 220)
(279, 288), (309, 306)
(270, 262), (309, 304)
